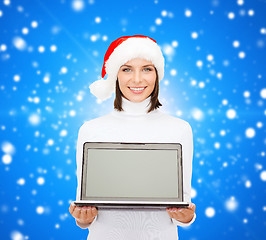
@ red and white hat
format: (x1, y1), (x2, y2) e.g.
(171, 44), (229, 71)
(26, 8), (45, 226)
(89, 35), (165, 101)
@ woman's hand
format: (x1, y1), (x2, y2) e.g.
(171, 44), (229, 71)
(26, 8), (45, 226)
(166, 202), (196, 223)
(69, 203), (98, 225)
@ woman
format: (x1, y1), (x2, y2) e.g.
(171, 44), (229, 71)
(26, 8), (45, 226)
(69, 35), (196, 239)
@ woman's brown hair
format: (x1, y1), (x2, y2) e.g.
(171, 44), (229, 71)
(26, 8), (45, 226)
(114, 68), (162, 113)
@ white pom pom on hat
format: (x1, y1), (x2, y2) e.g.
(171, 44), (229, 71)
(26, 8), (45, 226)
(89, 35), (165, 101)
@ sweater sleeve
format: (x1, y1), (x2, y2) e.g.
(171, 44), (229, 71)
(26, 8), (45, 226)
(75, 123), (97, 229)
(171, 122), (196, 227)
(75, 124), (83, 202)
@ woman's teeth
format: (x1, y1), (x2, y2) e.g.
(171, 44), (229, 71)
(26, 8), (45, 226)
(130, 87), (145, 90)
(129, 87), (146, 94)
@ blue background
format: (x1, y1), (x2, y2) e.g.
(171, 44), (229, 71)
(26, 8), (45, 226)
(0, 0), (266, 239)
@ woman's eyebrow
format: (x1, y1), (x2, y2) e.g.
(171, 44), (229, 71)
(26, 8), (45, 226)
(120, 64), (154, 67)
(121, 64), (132, 67)
(142, 64), (154, 67)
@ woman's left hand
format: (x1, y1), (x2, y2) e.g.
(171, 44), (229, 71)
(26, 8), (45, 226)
(166, 202), (196, 223)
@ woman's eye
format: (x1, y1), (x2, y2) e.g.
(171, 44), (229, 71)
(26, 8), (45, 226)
(122, 68), (131, 72)
(144, 68), (152, 72)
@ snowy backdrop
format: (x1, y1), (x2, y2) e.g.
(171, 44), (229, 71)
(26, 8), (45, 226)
(0, 0), (266, 239)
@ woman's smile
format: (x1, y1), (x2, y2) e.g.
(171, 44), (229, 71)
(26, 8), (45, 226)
(128, 86), (147, 94)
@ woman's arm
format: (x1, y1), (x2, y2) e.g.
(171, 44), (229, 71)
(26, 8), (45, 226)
(167, 122), (196, 226)
(71, 123), (99, 229)
(75, 124), (86, 202)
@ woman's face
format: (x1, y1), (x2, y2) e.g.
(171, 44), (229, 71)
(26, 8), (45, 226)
(117, 58), (157, 103)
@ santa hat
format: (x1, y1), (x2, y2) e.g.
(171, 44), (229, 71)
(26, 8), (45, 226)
(89, 35), (165, 101)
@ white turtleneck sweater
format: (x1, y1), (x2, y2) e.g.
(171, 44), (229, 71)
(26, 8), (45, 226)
(75, 96), (196, 240)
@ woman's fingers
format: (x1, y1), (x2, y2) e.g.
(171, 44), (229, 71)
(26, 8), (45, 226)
(80, 208), (88, 220)
(166, 204), (196, 223)
(85, 206), (98, 219)
(189, 203), (196, 211)
(91, 206), (98, 217)
(167, 209), (173, 218)
(166, 208), (182, 219)
(69, 203), (76, 215)
(167, 208), (185, 221)
(166, 207), (179, 218)
(69, 203), (98, 224)
(71, 206), (82, 219)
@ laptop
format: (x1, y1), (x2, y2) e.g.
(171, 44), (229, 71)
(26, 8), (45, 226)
(74, 142), (189, 209)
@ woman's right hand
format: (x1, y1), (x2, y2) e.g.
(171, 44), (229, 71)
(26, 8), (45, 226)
(69, 203), (98, 225)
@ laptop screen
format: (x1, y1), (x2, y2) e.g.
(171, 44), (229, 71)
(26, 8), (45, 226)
(81, 143), (183, 203)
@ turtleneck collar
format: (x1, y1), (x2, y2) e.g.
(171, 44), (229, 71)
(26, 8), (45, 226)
(112, 96), (153, 116)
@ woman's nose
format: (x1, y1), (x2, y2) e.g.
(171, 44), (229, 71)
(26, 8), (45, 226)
(132, 71), (142, 84)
